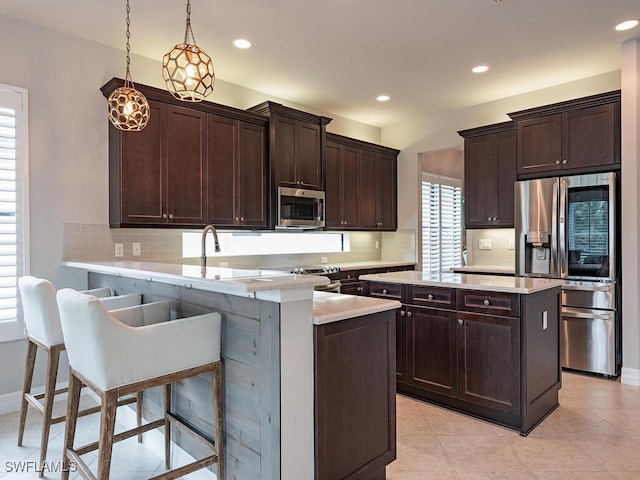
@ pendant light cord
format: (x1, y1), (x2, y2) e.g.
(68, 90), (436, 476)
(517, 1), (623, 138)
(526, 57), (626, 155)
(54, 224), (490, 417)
(183, 0), (197, 46)
(124, 0), (134, 87)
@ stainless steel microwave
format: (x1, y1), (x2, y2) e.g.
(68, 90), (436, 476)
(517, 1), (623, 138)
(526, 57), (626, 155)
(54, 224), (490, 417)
(276, 187), (325, 229)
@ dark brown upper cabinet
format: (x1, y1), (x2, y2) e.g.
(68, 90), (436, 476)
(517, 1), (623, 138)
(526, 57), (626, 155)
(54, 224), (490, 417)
(102, 78), (268, 229)
(509, 91), (620, 178)
(325, 133), (399, 231)
(458, 121), (516, 229)
(207, 114), (268, 229)
(106, 98), (207, 227)
(248, 101), (332, 190)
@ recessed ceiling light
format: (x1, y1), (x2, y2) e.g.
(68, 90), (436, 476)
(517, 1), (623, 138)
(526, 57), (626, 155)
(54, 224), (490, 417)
(233, 38), (252, 49)
(376, 95), (390, 102)
(472, 65), (489, 73)
(615, 20), (639, 31)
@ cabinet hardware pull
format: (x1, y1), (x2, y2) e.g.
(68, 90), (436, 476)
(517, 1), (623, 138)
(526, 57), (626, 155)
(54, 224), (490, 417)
(483, 299), (490, 306)
(169, 214), (174, 219)
(555, 160), (561, 164)
(162, 213), (167, 219)
(458, 319), (464, 325)
(427, 294), (434, 300)
(400, 310), (406, 316)
(406, 311), (412, 317)
(562, 159), (567, 164)
(357, 286), (363, 293)
(235, 217), (239, 221)
(240, 216), (244, 221)
(382, 288), (388, 294)
(487, 217), (491, 221)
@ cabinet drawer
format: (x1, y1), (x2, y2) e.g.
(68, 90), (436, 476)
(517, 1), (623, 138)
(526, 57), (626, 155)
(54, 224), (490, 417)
(457, 290), (520, 317)
(367, 282), (405, 301)
(409, 285), (456, 309)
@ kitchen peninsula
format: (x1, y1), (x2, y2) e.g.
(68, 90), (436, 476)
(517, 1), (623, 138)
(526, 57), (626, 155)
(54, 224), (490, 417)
(62, 260), (400, 480)
(362, 270), (564, 435)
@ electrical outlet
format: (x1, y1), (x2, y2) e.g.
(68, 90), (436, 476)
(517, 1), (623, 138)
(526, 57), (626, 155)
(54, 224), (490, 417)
(375, 240), (379, 249)
(132, 242), (141, 256)
(219, 261), (229, 268)
(478, 238), (492, 250)
(321, 257), (328, 264)
(508, 238), (515, 250)
(114, 243), (124, 257)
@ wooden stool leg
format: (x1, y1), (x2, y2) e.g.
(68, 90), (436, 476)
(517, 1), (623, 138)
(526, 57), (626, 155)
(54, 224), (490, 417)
(164, 383), (171, 470)
(97, 390), (118, 480)
(62, 370), (82, 480)
(137, 391), (143, 442)
(212, 362), (224, 480)
(17, 339), (37, 446)
(38, 344), (62, 477)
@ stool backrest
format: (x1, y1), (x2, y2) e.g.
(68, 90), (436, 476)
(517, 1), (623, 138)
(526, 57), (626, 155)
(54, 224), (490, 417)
(18, 276), (63, 346)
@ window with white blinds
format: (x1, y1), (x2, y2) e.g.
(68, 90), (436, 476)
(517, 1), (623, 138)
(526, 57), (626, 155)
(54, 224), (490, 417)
(0, 84), (28, 342)
(421, 173), (462, 274)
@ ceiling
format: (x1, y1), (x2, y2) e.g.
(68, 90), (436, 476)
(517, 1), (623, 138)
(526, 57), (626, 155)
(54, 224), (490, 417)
(2, 0), (639, 128)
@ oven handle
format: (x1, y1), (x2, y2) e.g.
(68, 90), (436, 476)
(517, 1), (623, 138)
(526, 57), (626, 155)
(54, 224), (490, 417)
(562, 284), (612, 292)
(562, 310), (612, 321)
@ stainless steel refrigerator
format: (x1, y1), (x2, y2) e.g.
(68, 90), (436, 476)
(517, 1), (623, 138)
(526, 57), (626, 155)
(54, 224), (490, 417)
(515, 172), (620, 376)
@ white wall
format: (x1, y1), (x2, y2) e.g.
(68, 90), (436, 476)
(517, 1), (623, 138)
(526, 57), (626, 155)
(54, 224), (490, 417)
(621, 38), (640, 385)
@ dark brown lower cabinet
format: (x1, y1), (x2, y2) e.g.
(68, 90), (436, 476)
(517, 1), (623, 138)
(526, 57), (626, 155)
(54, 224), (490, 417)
(368, 281), (562, 435)
(314, 311), (396, 480)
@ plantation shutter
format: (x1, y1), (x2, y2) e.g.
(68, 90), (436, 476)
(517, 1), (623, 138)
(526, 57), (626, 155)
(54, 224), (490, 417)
(0, 85), (28, 340)
(421, 173), (462, 274)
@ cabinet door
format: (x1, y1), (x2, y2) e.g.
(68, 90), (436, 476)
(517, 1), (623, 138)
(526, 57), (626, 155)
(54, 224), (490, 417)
(516, 114), (562, 176)
(563, 103), (617, 169)
(118, 100), (166, 225)
(165, 105), (207, 225)
(358, 150), (378, 229)
(457, 312), (521, 415)
(324, 141), (343, 228)
(342, 146), (360, 228)
(237, 121), (268, 228)
(297, 122), (322, 189)
(273, 116), (297, 187)
(376, 153), (397, 230)
(207, 114), (237, 227)
(464, 135), (497, 228)
(495, 130), (516, 226)
(407, 306), (457, 398)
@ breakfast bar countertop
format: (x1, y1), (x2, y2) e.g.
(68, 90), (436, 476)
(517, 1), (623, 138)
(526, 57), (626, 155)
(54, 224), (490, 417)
(361, 270), (564, 294)
(62, 260), (328, 297)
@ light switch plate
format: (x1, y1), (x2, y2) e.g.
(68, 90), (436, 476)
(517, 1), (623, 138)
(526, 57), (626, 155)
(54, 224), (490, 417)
(479, 238), (492, 250)
(508, 238), (515, 250)
(132, 242), (141, 256)
(115, 243), (124, 257)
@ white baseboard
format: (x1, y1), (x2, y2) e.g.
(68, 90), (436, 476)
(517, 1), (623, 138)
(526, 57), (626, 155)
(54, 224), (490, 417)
(621, 367), (640, 386)
(0, 382), (69, 416)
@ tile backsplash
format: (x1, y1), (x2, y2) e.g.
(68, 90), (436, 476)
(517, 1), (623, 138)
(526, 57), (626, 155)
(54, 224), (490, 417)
(466, 228), (516, 267)
(63, 223), (417, 268)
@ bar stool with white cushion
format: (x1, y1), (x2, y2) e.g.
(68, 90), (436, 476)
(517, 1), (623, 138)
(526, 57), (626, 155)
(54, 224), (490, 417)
(16, 276), (144, 476)
(57, 288), (224, 480)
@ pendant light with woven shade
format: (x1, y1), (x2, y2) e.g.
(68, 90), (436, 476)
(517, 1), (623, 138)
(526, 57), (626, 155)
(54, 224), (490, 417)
(107, 0), (150, 132)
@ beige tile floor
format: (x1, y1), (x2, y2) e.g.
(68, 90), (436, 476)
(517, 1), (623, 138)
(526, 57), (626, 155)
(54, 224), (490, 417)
(1, 372), (640, 479)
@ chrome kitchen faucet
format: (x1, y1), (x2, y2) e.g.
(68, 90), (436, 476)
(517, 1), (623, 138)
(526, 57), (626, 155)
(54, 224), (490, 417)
(201, 224), (221, 275)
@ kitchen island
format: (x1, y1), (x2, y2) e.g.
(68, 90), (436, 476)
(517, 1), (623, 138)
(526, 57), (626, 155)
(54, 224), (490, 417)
(361, 270), (564, 435)
(62, 261), (400, 480)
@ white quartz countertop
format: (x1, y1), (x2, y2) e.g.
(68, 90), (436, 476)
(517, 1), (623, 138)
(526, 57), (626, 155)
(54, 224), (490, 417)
(312, 291), (400, 325)
(334, 261), (416, 271)
(360, 271), (564, 294)
(62, 260), (328, 296)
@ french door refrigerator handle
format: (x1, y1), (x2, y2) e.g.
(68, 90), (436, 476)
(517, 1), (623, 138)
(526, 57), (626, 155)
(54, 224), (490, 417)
(558, 179), (567, 278)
